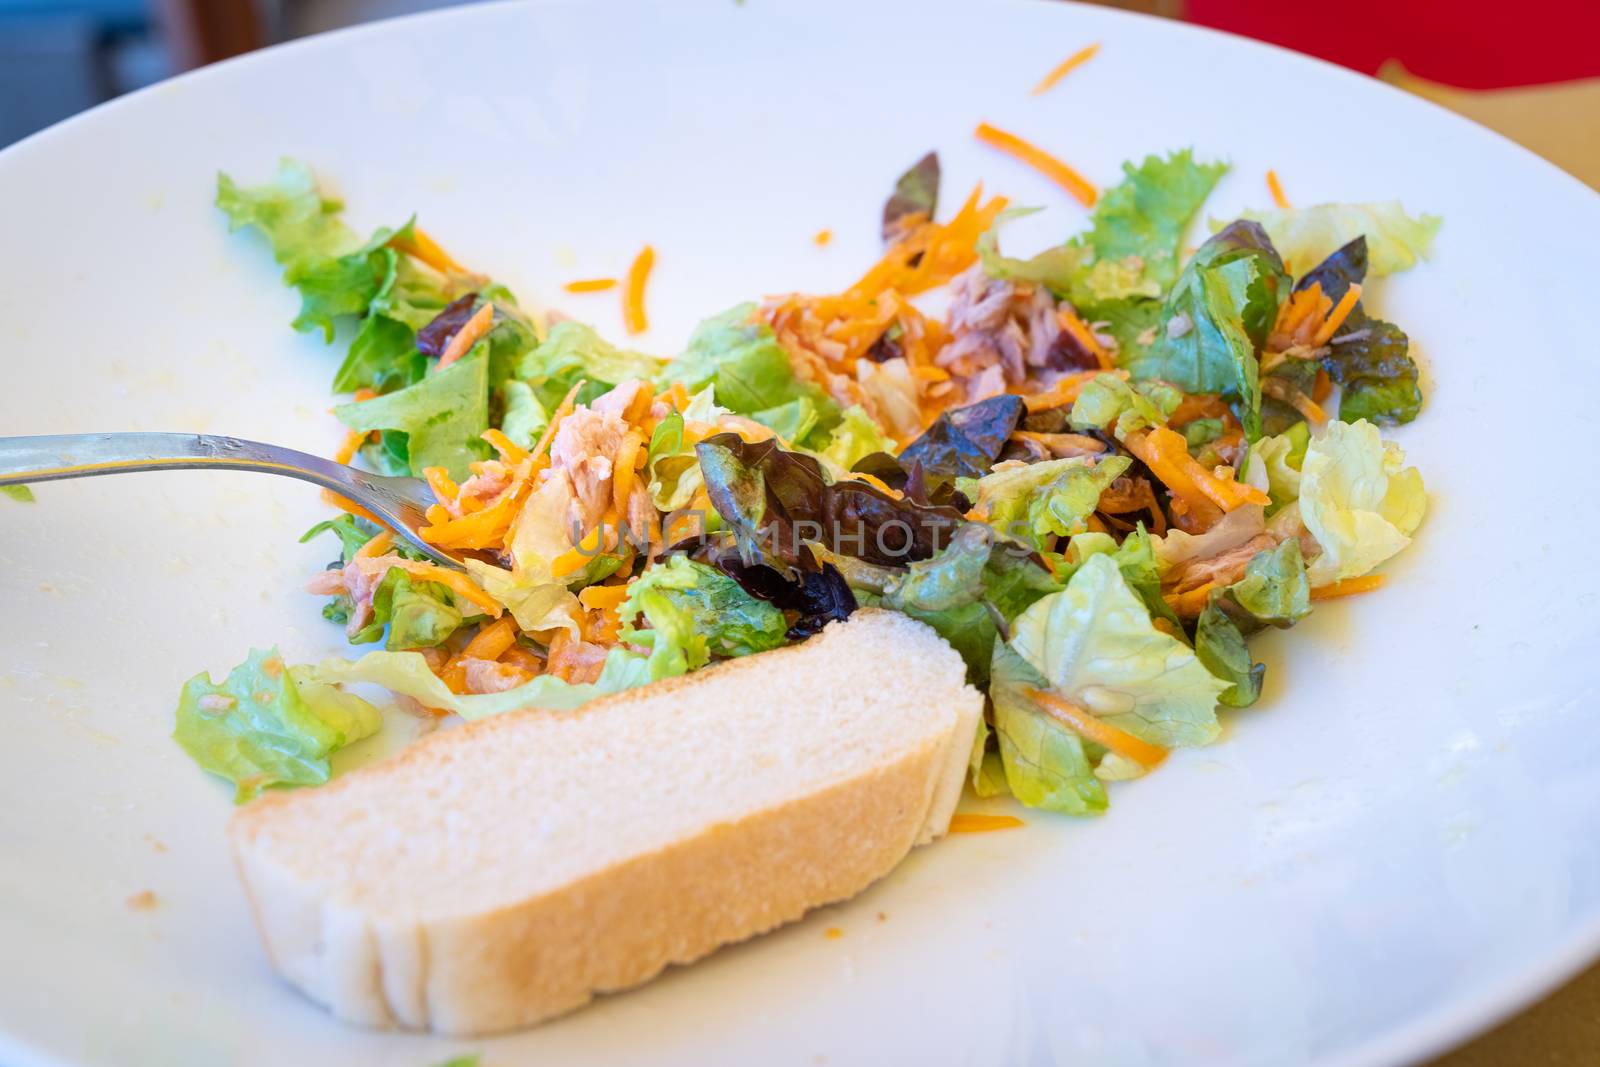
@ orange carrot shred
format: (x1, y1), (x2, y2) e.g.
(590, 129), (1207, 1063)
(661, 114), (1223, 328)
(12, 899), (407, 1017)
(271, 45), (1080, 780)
(1025, 688), (1169, 769)
(1312, 283), (1363, 347)
(948, 813), (1025, 833)
(974, 122), (1097, 207)
(437, 302), (495, 369)
(813, 228), (833, 246)
(1266, 169), (1292, 210)
(1311, 574), (1386, 600)
(1030, 42), (1100, 95)
(623, 245), (655, 334)
(563, 277), (617, 293)
(390, 228), (467, 276)
(333, 429), (370, 466)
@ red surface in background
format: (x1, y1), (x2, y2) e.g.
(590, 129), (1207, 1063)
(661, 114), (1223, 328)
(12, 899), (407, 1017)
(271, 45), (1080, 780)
(1186, 0), (1600, 90)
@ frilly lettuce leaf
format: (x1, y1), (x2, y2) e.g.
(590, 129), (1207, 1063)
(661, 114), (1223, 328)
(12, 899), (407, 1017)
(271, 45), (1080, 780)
(174, 647), (382, 802)
(333, 348), (489, 479)
(979, 150), (1228, 307)
(1123, 220), (1289, 440)
(2, 485), (34, 502)
(1299, 419), (1426, 585)
(989, 639), (1105, 814)
(958, 455), (1131, 551)
(1194, 602), (1263, 709)
(500, 380), (549, 449)
(619, 556), (787, 679)
(349, 569), (468, 650)
(658, 305), (839, 444)
(1067, 373), (1181, 439)
(1226, 539), (1312, 627)
(818, 405), (897, 472)
(1010, 553), (1228, 750)
(1232, 201), (1441, 278)
(516, 321), (664, 411)
(1250, 422), (1309, 516)
(301, 646), (651, 721)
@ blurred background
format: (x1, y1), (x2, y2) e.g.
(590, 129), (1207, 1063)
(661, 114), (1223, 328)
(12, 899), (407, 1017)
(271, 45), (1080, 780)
(1, 0), (1597, 186)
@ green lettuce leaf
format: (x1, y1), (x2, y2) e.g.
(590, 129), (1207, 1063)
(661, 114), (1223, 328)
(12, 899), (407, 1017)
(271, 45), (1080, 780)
(3, 485), (35, 502)
(958, 455), (1131, 551)
(499, 379), (549, 450)
(333, 349), (490, 479)
(1194, 601), (1263, 708)
(348, 568), (466, 650)
(979, 151), (1227, 307)
(1250, 423), (1309, 516)
(989, 639), (1105, 814)
(300, 646), (651, 720)
(515, 321), (664, 411)
(619, 556), (787, 678)
(1066, 373), (1180, 439)
(749, 397), (819, 443)
(1123, 220), (1289, 440)
(818, 405), (896, 471)
(173, 647), (381, 801)
(1233, 201), (1441, 278)
(1299, 419), (1426, 585)
(659, 305), (839, 442)
(1010, 553), (1228, 750)
(1226, 538), (1311, 627)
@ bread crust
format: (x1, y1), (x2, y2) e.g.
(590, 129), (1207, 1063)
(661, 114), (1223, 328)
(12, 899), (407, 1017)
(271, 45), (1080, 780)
(229, 610), (982, 1034)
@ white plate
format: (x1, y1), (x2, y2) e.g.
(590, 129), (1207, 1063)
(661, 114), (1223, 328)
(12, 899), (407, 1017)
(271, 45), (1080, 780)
(2, 2), (1597, 1065)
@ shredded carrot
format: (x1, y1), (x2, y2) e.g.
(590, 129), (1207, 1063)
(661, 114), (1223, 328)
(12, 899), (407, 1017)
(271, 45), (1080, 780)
(481, 428), (530, 465)
(419, 488), (526, 549)
(1261, 376), (1329, 425)
(500, 645), (544, 674)
(1058, 308), (1113, 370)
(459, 615), (518, 661)
(1312, 367), (1333, 404)
(386, 559), (502, 617)
(1164, 580), (1220, 617)
(622, 244), (655, 334)
(333, 429), (370, 466)
(622, 387), (655, 427)
(813, 228), (833, 246)
(563, 277), (617, 293)
(1020, 369), (1123, 412)
(1025, 688), (1169, 769)
(974, 122), (1097, 208)
(424, 467), (461, 505)
(579, 583), (631, 611)
(320, 488), (382, 525)
(611, 430), (645, 515)
(1310, 573), (1386, 600)
(549, 523), (618, 579)
(1312, 283), (1363, 347)
(425, 504), (452, 526)
(1031, 42), (1100, 95)
(1125, 427), (1268, 513)
(437, 302), (494, 369)
(351, 388), (378, 403)
(355, 530), (394, 561)
(948, 813), (1025, 833)
(1266, 169), (1291, 210)
(389, 228), (467, 276)
(668, 381), (691, 412)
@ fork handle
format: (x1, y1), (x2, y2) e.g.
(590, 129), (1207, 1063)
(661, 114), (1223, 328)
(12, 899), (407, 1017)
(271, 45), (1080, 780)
(0, 432), (363, 492)
(0, 432), (457, 569)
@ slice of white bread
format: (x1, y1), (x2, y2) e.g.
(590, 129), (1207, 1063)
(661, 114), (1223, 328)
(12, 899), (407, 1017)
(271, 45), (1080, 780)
(229, 609), (982, 1035)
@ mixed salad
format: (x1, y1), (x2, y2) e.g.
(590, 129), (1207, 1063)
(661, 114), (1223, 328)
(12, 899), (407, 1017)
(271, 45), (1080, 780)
(176, 144), (1433, 816)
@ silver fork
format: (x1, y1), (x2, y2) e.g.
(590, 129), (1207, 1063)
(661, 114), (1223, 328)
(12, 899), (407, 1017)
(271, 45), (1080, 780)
(0, 432), (461, 568)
